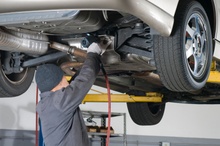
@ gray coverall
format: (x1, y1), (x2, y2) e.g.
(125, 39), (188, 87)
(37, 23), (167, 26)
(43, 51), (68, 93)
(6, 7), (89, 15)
(37, 53), (100, 146)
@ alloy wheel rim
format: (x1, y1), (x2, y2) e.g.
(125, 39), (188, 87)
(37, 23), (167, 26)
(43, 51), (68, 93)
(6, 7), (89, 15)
(185, 12), (208, 80)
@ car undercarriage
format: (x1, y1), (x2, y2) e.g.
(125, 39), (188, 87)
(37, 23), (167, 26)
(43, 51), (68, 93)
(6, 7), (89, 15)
(0, 0), (220, 125)
(0, 11), (160, 95)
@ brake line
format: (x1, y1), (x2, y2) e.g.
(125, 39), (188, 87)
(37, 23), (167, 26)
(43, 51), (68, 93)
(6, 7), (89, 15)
(101, 63), (111, 146)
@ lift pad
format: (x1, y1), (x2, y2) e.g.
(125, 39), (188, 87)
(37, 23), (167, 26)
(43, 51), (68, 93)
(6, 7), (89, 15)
(207, 61), (220, 83)
(82, 92), (163, 104)
(207, 71), (220, 83)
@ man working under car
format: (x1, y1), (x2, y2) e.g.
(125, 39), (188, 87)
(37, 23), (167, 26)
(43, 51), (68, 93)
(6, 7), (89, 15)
(35, 40), (110, 146)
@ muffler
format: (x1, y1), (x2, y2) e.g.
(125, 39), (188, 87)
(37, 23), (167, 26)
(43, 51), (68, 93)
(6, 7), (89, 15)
(0, 30), (48, 55)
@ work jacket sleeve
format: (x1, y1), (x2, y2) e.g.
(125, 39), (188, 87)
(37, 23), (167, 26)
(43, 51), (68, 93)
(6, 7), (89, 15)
(54, 53), (100, 114)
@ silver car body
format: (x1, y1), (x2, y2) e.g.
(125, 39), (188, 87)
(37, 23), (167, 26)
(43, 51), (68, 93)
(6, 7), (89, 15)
(213, 0), (220, 59)
(0, 0), (219, 58)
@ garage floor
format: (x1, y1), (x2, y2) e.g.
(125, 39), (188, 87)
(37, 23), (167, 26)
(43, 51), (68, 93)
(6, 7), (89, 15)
(1, 129), (220, 146)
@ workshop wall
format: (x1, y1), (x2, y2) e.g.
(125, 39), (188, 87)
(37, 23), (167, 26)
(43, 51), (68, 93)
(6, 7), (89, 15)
(0, 83), (220, 140)
(82, 86), (220, 139)
(82, 102), (220, 139)
(0, 82), (36, 131)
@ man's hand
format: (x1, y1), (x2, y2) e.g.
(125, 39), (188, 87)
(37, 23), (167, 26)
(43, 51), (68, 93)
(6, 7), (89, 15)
(87, 36), (112, 55)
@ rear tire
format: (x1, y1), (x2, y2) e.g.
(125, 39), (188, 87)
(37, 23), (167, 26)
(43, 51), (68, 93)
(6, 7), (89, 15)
(127, 91), (165, 125)
(0, 56), (35, 97)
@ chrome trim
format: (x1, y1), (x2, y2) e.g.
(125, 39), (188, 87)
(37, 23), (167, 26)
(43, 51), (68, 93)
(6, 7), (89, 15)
(0, 0), (174, 36)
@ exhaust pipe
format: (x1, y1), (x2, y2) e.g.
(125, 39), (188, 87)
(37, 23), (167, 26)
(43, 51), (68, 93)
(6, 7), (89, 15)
(60, 62), (83, 76)
(0, 30), (48, 55)
(50, 42), (87, 58)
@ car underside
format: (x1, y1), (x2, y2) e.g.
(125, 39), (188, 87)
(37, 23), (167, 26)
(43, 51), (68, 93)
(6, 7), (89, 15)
(0, 0), (219, 125)
(0, 10), (161, 95)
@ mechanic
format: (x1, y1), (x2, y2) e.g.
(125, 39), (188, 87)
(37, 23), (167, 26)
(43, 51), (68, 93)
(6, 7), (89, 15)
(35, 41), (110, 146)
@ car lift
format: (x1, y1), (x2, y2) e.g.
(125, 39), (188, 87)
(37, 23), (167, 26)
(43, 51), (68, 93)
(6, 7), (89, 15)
(82, 61), (220, 104)
(78, 62), (220, 146)
(83, 92), (163, 103)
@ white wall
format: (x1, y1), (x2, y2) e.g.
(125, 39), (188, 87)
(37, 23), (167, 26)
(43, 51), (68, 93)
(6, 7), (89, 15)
(0, 82), (220, 139)
(0, 82), (36, 130)
(82, 102), (220, 139)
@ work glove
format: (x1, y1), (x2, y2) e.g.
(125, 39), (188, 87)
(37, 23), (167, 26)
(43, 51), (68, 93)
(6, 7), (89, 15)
(87, 36), (112, 55)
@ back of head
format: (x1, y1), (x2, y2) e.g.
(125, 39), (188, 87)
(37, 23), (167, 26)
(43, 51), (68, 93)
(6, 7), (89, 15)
(35, 64), (64, 92)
